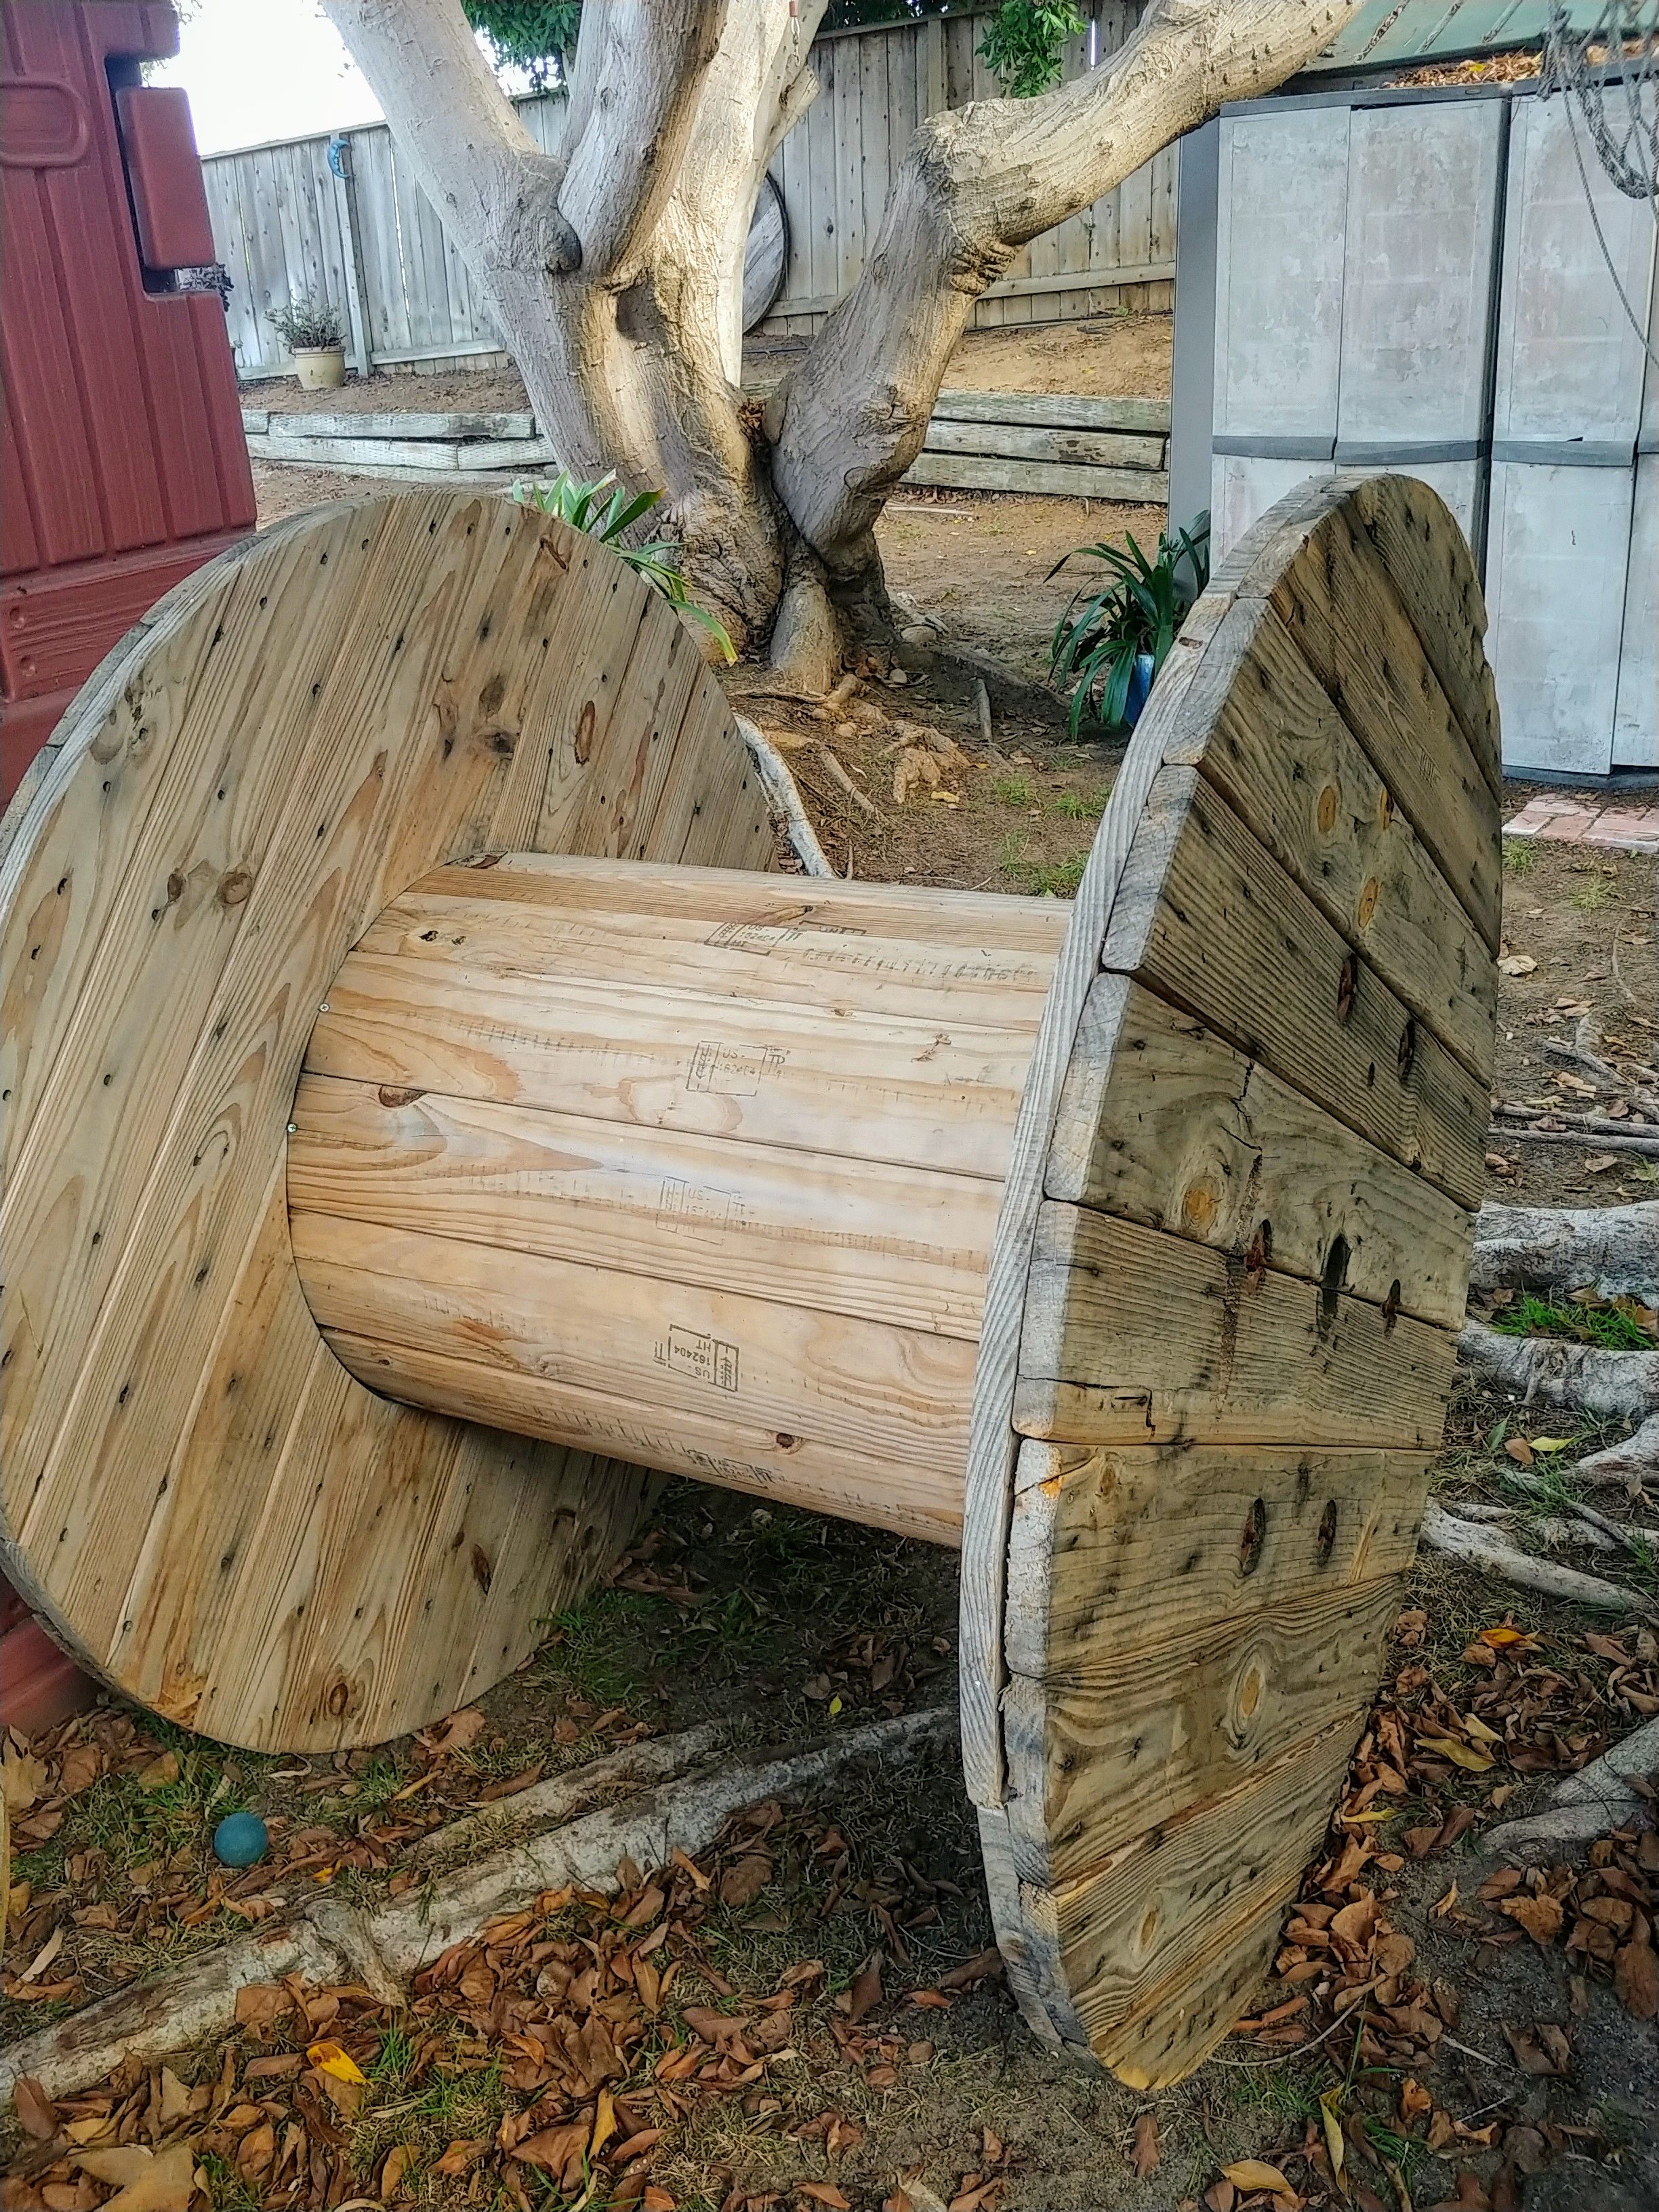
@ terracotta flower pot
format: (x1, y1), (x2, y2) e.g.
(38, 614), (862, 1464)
(293, 345), (346, 392)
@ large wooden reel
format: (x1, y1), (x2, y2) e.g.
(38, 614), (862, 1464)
(0, 475), (1500, 2085)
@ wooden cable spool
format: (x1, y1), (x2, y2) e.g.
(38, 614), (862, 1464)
(0, 474), (1501, 2085)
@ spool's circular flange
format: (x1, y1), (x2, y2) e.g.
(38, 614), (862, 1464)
(963, 473), (1502, 2084)
(0, 489), (781, 1750)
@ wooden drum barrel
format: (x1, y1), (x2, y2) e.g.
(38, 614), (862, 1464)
(0, 475), (1502, 2085)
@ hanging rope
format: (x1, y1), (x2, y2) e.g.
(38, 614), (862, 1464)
(1541, 2), (1659, 367)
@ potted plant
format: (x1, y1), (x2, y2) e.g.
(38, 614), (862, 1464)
(1048, 514), (1210, 735)
(268, 294), (348, 392)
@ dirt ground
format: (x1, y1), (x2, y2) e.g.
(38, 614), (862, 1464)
(238, 312), (1172, 421)
(8, 325), (1659, 2211)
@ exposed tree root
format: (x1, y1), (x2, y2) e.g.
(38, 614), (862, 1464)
(1471, 1200), (1659, 1305)
(1577, 1414), (1659, 1492)
(1483, 1715), (1659, 1858)
(1420, 1502), (1656, 1618)
(1458, 1319), (1659, 1424)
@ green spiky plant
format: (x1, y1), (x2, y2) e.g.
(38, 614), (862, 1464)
(513, 471), (735, 661)
(1048, 514), (1210, 734)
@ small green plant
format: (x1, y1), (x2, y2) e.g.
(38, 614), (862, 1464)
(1492, 1293), (1654, 1353)
(977, 0), (1086, 94)
(1572, 870), (1614, 909)
(267, 293), (346, 352)
(1502, 836), (1538, 872)
(514, 472), (735, 661)
(990, 775), (1034, 808)
(1049, 514), (1210, 735)
(1052, 788), (1103, 820)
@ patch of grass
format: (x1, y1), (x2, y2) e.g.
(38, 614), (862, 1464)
(1571, 871), (1614, 910)
(1051, 789), (1100, 820)
(1492, 1293), (1653, 1352)
(1502, 836), (1538, 872)
(996, 837), (1085, 898)
(988, 775), (1033, 808)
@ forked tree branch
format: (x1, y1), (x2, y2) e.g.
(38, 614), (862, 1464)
(560, 0), (732, 283)
(773, 0), (1364, 573)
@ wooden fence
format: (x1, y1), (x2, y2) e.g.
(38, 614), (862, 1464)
(202, 3), (1175, 382)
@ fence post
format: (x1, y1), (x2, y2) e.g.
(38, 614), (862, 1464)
(327, 133), (373, 377)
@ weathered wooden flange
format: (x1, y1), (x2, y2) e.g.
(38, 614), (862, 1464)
(0, 488), (781, 1751)
(963, 473), (1501, 2085)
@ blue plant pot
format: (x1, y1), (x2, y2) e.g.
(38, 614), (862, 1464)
(1123, 651), (1157, 729)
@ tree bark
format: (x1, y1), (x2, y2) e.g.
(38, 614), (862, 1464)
(1471, 1200), (1659, 1307)
(1460, 1320), (1659, 1425)
(1420, 1502), (1656, 1618)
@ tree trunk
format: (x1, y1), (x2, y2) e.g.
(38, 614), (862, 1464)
(322, 0), (1363, 679)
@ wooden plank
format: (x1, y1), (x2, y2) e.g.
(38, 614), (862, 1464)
(292, 1212), (977, 1520)
(304, 954), (1046, 1182)
(923, 419), (1166, 472)
(1015, 1201), (1455, 1452)
(478, 851), (1073, 956)
(1099, 766), (1489, 1209)
(359, 876), (1063, 1029)
(903, 452), (1168, 504)
(1004, 1572), (1405, 1883)
(1163, 599), (1496, 1081)
(246, 431), (556, 472)
(931, 388), (1171, 435)
(1048, 977), (1475, 1329)
(257, 410), (537, 441)
(289, 1076), (1004, 1341)
(1242, 480), (1503, 930)
(1004, 1438), (1429, 1679)
(1045, 1720), (1364, 2085)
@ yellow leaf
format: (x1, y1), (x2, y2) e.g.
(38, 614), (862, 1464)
(1414, 1734), (1494, 1771)
(1481, 1625), (1532, 1647)
(590, 2087), (617, 2158)
(1529, 1436), (1573, 1454)
(1319, 2087), (1347, 2198)
(1340, 1807), (1399, 1824)
(306, 2041), (366, 2085)
(1222, 2162), (1292, 2193)
(1463, 1714), (1502, 1745)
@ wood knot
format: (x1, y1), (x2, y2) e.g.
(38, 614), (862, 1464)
(1317, 783), (1339, 834)
(471, 1543), (493, 1593)
(574, 700), (596, 764)
(1181, 1180), (1220, 1230)
(1356, 876), (1380, 930)
(1335, 953), (1358, 1022)
(376, 1086), (426, 1109)
(1239, 1497), (1267, 1576)
(218, 867), (252, 907)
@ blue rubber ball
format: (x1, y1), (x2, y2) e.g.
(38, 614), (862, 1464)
(213, 1811), (269, 1868)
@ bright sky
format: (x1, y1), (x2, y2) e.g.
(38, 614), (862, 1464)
(153, 0), (384, 156)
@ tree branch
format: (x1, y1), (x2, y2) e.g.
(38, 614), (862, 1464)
(560, 0), (732, 283)
(773, 0), (1364, 574)
(320, 0), (579, 274)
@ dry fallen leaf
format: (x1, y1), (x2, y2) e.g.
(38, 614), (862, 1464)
(428, 1706), (487, 1758)
(134, 1751), (180, 1792)
(798, 2186), (853, 2210)
(1498, 953), (1536, 977)
(848, 1952), (884, 2022)
(12, 2074), (57, 2139)
(380, 2143), (413, 2197)
(79, 2143), (198, 2212)
(1132, 2111), (1160, 2177)
(2, 1748), (47, 1814)
(1221, 2161), (1292, 2193)
(1500, 1892), (1564, 1946)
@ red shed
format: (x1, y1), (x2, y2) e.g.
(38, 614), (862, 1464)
(2, 0), (253, 1731)
(1, 0), (254, 804)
